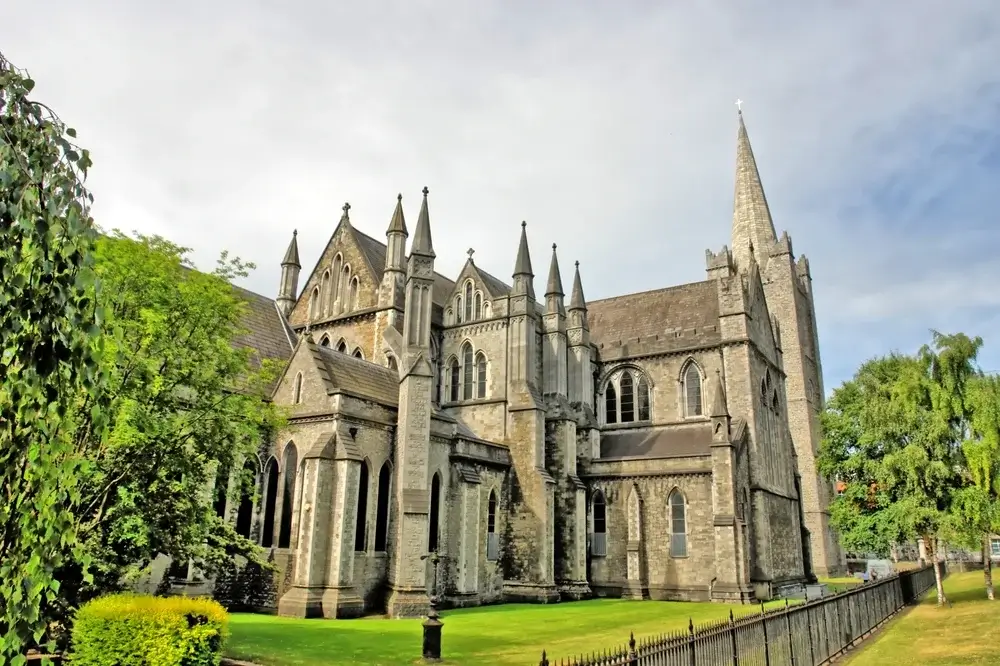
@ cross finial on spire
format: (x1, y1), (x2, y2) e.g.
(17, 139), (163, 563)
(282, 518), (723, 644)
(521, 220), (527, 229)
(467, 248), (475, 260)
(343, 202), (351, 214)
(575, 260), (579, 268)
(397, 193), (402, 201)
(293, 229), (297, 236)
(735, 98), (743, 113)
(552, 243), (557, 251)
(422, 186), (429, 196)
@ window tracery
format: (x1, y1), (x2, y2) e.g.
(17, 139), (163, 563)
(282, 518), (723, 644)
(602, 367), (652, 425)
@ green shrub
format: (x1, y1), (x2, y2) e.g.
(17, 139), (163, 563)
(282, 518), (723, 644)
(70, 594), (229, 666)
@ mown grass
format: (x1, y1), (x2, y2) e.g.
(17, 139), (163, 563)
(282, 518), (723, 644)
(226, 597), (787, 666)
(845, 570), (999, 665)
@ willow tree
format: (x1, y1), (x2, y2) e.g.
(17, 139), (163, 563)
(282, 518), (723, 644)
(0, 52), (107, 663)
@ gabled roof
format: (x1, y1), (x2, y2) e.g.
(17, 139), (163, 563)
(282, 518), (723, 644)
(232, 286), (295, 368)
(352, 228), (457, 306)
(309, 342), (400, 407)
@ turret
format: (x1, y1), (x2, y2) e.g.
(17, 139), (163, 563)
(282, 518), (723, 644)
(512, 221), (535, 300)
(277, 229), (300, 317)
(567, 261), (593, 407)
(403, 187), (435, 352)
(378, 194), (409, 314)
(542, 244), (568, 395)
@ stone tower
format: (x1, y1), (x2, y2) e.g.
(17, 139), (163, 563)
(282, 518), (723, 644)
(730, 110), (842, 576)
(385, 187), (438, 616)
(377, 194), (408, 322)
(504, 222), (559, 602)
(277, 229), (301, 317)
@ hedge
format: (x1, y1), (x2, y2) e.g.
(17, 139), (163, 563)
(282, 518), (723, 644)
(70, 594), (229, 666)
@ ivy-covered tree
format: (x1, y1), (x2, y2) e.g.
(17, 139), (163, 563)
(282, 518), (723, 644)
(54, 231), (286, 623)
(818, 331), (982, 605)
(0, 52), (107, 663)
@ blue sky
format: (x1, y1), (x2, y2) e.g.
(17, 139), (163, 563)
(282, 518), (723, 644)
(4, 0), (999, 392)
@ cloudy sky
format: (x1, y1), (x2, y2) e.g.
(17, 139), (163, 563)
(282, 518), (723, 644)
(5, 0), (999, 391)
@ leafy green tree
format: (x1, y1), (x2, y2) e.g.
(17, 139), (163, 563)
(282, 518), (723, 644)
(818, 332), (982, 605)
(947, 374), (1000, 599)
(54, 231), (285, 625)
(0, 52), (107, 663)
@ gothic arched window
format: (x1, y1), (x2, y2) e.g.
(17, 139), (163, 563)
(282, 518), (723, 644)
(355, 460), (369, 552)
(474, 292), (483, 320)
(476, 352), (488, 399)
(349, 277), (359, 311)
(591, 490), (607, 557)
(374, 462), (392, 551)
(387, 355), (398, 371)
(448, 358), (460, 402)
(235, 459), (257, 539)
(684, 363), (703, 417)
(292, 372), (303, 404)
(669, 490), (687, 557)
(619, 372), (635, 422)
(321, 270), (331, 316)
(336, 340), (348, 353)
(352, 347), (364, 360)
(486, 490), (499, 561)
(309, 286), (320, 319)
(261, 457), (279, 547)
(278, 443), (298, 548)
(428, 472), (442, 552)
(605, 384), (618, 425)
(464, 282), (474, 322)
(319, 335), (330, 348)
(331, 255), (343, 311)
(462, 343), (474, 401)
(637, 377), (650, 421)
(603, 368), (652, 425)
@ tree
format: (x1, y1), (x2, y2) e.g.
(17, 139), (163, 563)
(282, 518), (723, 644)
(948, 374), (1000, 599)
(818, 332), (981, 605)
(52, 231), (285, 628)
(0, 52), (107, 663)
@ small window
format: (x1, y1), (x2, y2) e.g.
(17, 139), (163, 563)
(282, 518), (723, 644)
(772, 390), (779, 414)
(637, 377), (650, 421)
(355, 461), (369, 551)
(991, 538), (1000, 558)
(684, 364), (702, 417)
(349, 277), (359, 311)
(292, 372), (303, 404)
(476, 353), (487, 399)
(449, 359), (460, 402)
(462, 343), (474, 401)
(620, 373), (635, 422)
(310, 287), (321, 319)
(474, 292), (483, 320)
(605, 384), (618, 425)
(486, 490), (499, 561)
(387, 355), (398, 371)
(669, 490), (687, 557)
(336, 340), (348, 353)
(464, 282), (473, 322)
(591, 490), (607, 557)
(428, 473), (442, 552)
(352, 348), (364, 359)
(319, 335), (330, 348)
(374, 462), (391, 552)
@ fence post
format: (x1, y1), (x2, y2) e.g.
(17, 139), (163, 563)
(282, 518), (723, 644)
(628, 632), (638, 666)
(539, 650), (549, 666)
(688, 617), (696, 666)
(806, 605), (816, 665)
(729, 609), (739, 666)
(760, 602), (770, 666)
(785, 599), (795, 666)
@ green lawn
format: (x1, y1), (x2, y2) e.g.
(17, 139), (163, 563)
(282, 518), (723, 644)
(819, 576), (864, 593)
(226, 597), (787, 666)
(845, 570), (1000, 665)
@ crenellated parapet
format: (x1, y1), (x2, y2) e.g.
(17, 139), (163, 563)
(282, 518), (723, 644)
(705, 245), (735, 280)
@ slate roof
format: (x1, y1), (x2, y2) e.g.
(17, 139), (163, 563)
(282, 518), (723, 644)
(599, 423), (713, 459)
(310, 342), (400, 406)
(476, 266), (512, 297)
(353, 229), (456, 306)
(587, 280), (721, 348)
(232, 286), (295, 368)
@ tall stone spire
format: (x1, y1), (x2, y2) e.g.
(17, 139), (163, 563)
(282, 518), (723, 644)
(731, 111), (778, 272)
(379, 194), (408, 313)
(512, 221), (535, 299)
(277, 229), (301, 316)
(387, 193), (408, 235)
(569, 260), (586, 312)
(545, 243), (565, 315)
(411, 187), (434, 257)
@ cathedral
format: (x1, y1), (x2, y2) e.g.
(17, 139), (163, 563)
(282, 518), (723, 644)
(210, 111), (843, 619)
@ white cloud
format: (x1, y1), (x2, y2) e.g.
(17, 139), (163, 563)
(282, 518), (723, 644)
(4, 0), (999, 388)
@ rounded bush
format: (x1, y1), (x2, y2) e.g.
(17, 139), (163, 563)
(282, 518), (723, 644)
(70, 593), (229, 666)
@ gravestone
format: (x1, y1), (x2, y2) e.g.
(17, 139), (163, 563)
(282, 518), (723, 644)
(867, 559), (894, 580)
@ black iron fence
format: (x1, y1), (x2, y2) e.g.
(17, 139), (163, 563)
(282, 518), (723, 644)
(538, 564), (941, 666)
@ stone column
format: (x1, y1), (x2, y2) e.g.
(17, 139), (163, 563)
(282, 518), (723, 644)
(624, 484), (646, 599)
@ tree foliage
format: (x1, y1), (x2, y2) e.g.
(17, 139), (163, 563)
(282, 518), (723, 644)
(818, 331), (983, 604)
(0, 52), (107, 663)
(55, 231), (286, 623)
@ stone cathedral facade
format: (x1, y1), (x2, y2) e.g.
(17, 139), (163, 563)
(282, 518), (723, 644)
(214, 112), (842, 619)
